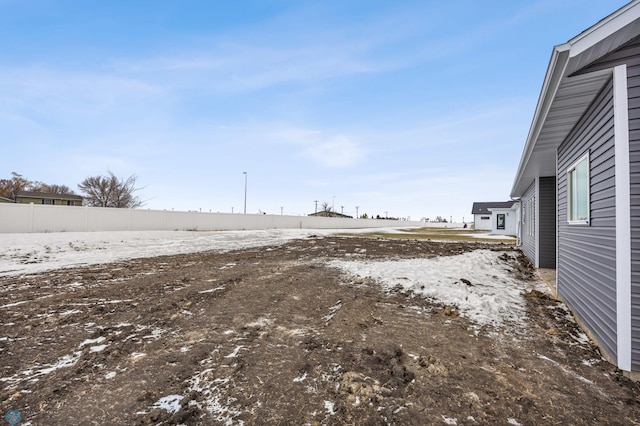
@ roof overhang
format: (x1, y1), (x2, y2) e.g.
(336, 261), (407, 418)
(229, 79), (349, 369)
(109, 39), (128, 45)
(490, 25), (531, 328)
(511, 0), (640, 197)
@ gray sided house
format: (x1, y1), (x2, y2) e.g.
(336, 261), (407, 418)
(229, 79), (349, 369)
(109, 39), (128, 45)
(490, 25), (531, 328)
(511, 0), (640, 378)
(13, 191), (83, 206)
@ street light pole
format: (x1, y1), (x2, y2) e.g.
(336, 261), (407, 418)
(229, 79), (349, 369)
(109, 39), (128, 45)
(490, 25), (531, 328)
(356, 206), (359, 218)
(243, 172), (247, 214)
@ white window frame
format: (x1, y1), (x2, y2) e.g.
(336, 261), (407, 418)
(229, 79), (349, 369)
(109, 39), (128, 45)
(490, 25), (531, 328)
(567, 152), (590, 225)
(528, 197), (535, 237)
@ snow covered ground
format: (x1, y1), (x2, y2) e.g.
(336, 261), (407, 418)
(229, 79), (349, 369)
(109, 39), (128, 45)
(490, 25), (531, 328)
(330, 250), (543, 329)
(0, 229), (337, 276)
(0, 229), (543, 330)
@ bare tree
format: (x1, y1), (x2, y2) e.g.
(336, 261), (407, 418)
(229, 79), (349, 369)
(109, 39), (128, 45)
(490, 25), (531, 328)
(31, 183), (75, 195)
(78, 171), (143, 208)
(0, 172), (30, 197)
(320, 201), (332, 212)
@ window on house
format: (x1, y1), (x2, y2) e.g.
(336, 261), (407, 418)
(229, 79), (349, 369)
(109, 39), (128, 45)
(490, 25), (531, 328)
(567, 153), (590, 224)
(497, 214), (505, 230)
(42, 199), (54, 205)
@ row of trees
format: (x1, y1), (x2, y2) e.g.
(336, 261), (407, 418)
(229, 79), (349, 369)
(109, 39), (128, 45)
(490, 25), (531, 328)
(0, 171), (143, 208)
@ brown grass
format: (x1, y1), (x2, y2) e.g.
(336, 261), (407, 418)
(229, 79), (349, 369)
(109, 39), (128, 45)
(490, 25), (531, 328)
(337, 227), (516, 244)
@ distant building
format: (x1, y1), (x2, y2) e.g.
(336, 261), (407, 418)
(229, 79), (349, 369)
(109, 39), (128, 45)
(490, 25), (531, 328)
(471, 201), (518, 235)
(12, 191), (83, 206)
(308, 211), (352, 218)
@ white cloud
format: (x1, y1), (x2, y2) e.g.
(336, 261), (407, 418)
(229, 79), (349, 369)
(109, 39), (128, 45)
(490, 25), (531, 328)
(304, 134), (363, 168)
(266, 125), (365, 168)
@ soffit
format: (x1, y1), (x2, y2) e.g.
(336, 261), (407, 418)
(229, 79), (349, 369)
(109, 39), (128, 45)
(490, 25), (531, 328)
(511, 1), (640, 197)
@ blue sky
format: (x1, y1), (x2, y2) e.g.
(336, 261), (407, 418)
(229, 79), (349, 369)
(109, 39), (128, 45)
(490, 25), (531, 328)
(0, 1), (631, 221)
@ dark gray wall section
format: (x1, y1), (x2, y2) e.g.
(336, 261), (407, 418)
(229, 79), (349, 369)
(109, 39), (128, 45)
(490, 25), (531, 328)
(520, 182), (536, 265)
(583, 35), (640, 371)
(539, 176), (557, 268)
(557, 77), (617, 361)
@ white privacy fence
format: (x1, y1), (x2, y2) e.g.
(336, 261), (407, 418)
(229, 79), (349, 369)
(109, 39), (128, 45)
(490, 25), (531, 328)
(0, 203), (425, 234)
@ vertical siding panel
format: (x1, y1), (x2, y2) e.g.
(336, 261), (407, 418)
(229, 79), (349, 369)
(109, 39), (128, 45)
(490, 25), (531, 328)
(539, 176), (557, 268)
(557, 78), (618, 361)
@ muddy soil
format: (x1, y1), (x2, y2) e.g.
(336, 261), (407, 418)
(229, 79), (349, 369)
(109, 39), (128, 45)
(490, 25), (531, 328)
(1, 236), (639, 425)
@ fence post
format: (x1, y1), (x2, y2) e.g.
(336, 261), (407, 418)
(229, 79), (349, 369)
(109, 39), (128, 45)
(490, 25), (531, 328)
(29, 203), (34, 233)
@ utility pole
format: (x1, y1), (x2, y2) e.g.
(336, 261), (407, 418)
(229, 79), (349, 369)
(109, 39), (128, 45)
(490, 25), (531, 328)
(355, 206), (359, 218)
(243, 172), (248, 214)
(341, 206), (344, 214)
(314, 200), (318, 213)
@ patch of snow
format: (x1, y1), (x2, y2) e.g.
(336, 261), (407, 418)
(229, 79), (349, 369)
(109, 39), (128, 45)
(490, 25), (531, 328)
(324, 400), (336, 415)
(442, 415), (457, 425)
(0, 229), (343, 276)
(188, 369), (245, 425)
(143, 328), (164, 340)
(507, 418), (522, 426)
(2, 351), (83, 385)
(293, 372), (307, 382)
(35, 351), (82, 376)
(105, 371), (117, 380)
(79, 336), (106, 348)
(90, 344), (108, 352)
(0, 300), (28, 309)
(329, 250), (534, 328)
(199, 287), (225, 294)
(322, 300), (342, 323)
(154, 394), (184, 414)
(224, 345), (244, 358)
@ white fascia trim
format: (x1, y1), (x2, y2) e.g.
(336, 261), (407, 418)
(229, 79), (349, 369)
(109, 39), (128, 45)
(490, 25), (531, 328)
(569, 1), (640, 57)
(511, 48), (570, 198)
(614, 64), (632, 372)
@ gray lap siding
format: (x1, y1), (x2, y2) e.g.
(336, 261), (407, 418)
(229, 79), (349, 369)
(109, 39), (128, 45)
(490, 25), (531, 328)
(628, 53), (640, 370)
(557, 77), (618, 360)
(572, 35), (640, 371)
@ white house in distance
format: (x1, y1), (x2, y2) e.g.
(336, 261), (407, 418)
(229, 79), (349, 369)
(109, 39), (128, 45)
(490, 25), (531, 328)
(471, 201), (518, 235)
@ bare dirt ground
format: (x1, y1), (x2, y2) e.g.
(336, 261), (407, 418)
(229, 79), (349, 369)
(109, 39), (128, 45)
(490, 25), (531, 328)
(1, 235), (640, 425)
